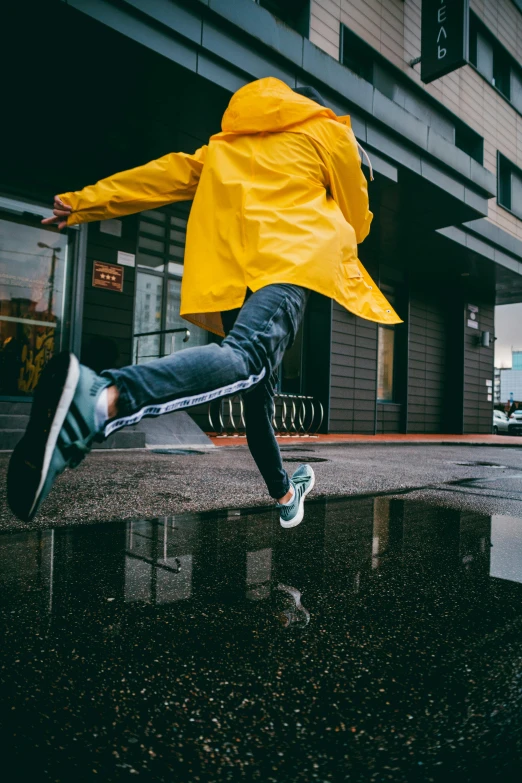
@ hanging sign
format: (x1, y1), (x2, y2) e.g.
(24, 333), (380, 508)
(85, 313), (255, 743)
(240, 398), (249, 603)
(92, 261), (124, 292)
(421, 0), (469, 84)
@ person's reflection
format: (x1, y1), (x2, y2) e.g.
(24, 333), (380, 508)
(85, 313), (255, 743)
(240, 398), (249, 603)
(268, 501), (326, 630)
(273, 583), (310, 628)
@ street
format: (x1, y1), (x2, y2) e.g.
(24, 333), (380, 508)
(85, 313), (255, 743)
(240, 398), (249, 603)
(1, 443), (522, 781)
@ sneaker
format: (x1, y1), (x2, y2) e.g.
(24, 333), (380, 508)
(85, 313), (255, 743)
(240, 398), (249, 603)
(274, 584), (310, 628)
(7, 352), (110, 522)
(277, 463), (315, 529)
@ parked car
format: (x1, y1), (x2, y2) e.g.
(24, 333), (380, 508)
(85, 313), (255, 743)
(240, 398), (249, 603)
(493, 409), (509, 434)
(508, 410), (522, 435)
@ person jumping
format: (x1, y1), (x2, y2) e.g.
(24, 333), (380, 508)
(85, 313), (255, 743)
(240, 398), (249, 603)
(7, 78), (400, 525)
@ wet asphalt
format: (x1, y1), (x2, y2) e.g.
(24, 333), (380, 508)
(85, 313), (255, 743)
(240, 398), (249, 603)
(2, 443), (522, 781)
(2, 442), (522, 530)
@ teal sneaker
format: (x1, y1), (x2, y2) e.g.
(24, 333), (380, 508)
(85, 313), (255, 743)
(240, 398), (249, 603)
(7, 352), (110, 522)
(277, 464), (315, 529)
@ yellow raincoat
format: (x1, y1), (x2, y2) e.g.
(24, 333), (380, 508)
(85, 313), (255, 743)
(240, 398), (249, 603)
(60, 77), (401, 335)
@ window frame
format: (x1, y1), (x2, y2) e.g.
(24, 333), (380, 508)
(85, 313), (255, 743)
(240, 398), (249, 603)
(468, 11), (522, 118)
(254, 0), (310, 37)
(377, 323), (396, 403)
(376, 282), (400, 404)
(133, 205), (206, 363)
(339, 23), (484, 164)
(497, 151), (522, 222)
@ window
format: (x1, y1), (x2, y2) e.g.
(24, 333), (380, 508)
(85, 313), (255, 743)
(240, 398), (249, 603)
(377, 285), (397, 403)
(254, 0), (310, 37)
(469, 23), (494, 82)
(497, 152), (522, 221)
(469, 12), (522, 109)
(511, 69), (522, 114)
(377, 327), (395, 402)
(133, 206), (207, 364)
(340, 24), (484, 164)
(340, 25), (374, 83)
(0, 197), (74, 396)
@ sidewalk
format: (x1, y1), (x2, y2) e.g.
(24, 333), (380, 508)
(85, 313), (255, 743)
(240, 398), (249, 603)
(209, 432), (522, 447)
(2, 437), (522, 531)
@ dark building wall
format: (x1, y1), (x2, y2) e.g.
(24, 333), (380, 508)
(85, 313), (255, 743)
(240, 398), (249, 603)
(303, 293), (331, 432)
(462, 302), (495, 434)
(329, 302), (378, 434)
(81, 217), (139, 373)
(406, 286), (447, 434)
(376, 403), (401, 433)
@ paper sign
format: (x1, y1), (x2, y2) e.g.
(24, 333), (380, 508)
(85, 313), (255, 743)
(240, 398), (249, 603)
(467, 319), (479, 329)
(100, 219), (122, 237)
(117, 251), (135, 267)
(92, 261), (124, 292)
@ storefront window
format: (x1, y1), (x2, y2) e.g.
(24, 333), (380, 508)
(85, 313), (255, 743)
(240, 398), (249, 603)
(133, 206), (207, 364)
(133, 272), (163, 364)
(0, 199), (71, 396)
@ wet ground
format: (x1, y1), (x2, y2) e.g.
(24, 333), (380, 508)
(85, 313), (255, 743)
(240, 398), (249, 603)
(2, 494), (522, 782)
(4, 443), (522, 529)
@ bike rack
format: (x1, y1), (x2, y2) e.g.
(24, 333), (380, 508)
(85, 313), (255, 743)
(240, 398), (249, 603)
(208, 392), (324, 437)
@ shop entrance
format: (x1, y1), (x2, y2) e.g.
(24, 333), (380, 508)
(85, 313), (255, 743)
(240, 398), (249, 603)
(0, 196), (75, 398)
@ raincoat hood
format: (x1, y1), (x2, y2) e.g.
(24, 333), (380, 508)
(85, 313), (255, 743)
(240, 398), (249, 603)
(221, 77), (337, 135)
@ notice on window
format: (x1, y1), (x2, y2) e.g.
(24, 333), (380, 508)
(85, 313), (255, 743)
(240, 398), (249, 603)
(99, 219), (122, 237)
(117, 251), (135, 267)
(92, 261), (124, 292)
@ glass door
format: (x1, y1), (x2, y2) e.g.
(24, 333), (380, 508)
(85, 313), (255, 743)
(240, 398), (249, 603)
(0, 197), (73, 397)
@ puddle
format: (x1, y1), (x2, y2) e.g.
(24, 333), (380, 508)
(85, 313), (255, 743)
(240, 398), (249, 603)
(449, 461), (508, 468)
(282, 455), (329, 462)
(149, 448), (206, 455)
(279, 446), (316, 452)
(1, 498), (522, 780)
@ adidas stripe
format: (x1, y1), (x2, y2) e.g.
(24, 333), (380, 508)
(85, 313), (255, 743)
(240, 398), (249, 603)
(103, 367), (266, 438)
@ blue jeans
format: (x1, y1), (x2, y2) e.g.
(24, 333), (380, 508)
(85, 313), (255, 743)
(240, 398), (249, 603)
(103, 284), (309, 499)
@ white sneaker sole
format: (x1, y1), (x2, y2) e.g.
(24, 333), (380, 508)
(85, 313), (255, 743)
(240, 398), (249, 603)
(279, 469), (315, 529)
(28, 354), (80, 519)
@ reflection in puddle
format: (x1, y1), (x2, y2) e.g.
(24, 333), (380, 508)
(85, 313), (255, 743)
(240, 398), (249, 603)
(490, 515), (522, 585)
(3, 499), (522, 622)
(2, 499), (522, 614)
(2, 498), (522, 780)
(125, 521), (192, 604)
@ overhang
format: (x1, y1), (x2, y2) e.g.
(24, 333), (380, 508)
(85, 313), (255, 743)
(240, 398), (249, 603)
(62, 0), (495, 228)
(437, 220), (522, 305)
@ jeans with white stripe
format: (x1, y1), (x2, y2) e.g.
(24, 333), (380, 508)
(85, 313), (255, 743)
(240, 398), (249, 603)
(102, 284), (309, 499)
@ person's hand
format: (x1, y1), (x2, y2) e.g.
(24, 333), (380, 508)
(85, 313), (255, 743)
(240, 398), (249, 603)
(41, 196), (72, 230)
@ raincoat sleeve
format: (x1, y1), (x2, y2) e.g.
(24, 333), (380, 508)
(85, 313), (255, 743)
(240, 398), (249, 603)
(328, 130), (372, 244)
(59, 146), (207, 226)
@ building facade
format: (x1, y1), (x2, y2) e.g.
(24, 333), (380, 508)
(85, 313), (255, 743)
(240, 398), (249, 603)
(1, 0), (522, 444)
(498, 351), (522, 404)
